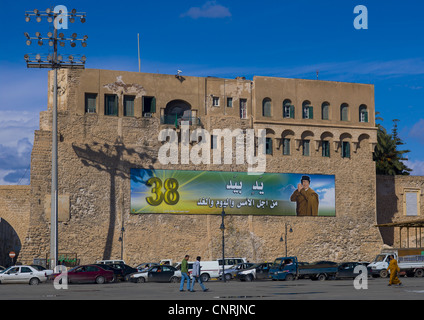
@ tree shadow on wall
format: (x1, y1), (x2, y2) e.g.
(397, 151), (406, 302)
(72, 137), (157, 260)
(376, 175), (397, 246)
(0, 218), (21, 267)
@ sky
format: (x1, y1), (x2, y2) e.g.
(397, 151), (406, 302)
(0, 0), (424, 184)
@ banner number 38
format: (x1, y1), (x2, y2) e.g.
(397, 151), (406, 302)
(146, 177), (180, 206)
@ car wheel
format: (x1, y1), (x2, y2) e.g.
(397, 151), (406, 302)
(285, 274), (295, 281)
(95, 276), (105, 284)
(246, 274), (254, 282)
(317, 274), (327, 281)
(137, 277), (146, 283)
(29, 277), (40, 285)
(224, 274), (232, 281)
(200, 273), (210, 282)
(415, 269), (424, 277)
(379, 269), (388, 278)
(170, 276), (180, 283)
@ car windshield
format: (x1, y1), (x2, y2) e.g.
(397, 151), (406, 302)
(374, 255), (387, 262)
(272, 258), (283, 268)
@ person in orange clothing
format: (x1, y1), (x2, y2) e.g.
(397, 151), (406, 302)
(387, 255), (402, 286)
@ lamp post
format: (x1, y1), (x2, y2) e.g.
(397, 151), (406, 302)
(220, 208), (226, 282)
(24, 6), (87, 270)
(279, 223), (293, 257)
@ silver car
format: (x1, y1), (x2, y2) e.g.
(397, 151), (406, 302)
(0, 265), (48, 285)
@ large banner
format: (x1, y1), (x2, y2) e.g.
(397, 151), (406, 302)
(130, 169), (336, 216)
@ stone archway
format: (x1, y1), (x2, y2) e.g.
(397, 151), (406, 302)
(0, 218), (21, 267)
(163, 100), (192, 124)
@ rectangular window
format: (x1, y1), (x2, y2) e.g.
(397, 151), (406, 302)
(104, 94), (118, 116)
(213, 96), (220, 107)
(227, 97), (233, 107)
(302, 140), (310, 156)
(404, 190), (420, 216)
(85, 93), (97, 113)
(282, 138), (290, 155)
(342, 141), (350, 158)
(360, 111), (369, 123)
(142, 96), (156, 116)
(265, 137), (273, 155)
(240, 99), (247, 119)
(322, 140), (330, 157)
(124, 95), (135, 117)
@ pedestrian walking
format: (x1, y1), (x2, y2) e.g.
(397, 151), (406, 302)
(179, 255), (190, 292)
(190, 256), (209, 292)
(387, 255), (402, 286)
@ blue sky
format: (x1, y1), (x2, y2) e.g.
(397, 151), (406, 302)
(0, 0), (424, 184)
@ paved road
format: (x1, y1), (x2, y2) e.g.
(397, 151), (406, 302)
(1, 277), (424, 300)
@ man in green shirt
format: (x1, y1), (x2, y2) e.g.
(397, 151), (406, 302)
(179, 255), (190, 292)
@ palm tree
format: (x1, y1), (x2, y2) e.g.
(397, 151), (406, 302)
(373, 114), (412, 175)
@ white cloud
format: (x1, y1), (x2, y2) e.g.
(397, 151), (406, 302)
(408, 119), (424, 142)
(181, 1), (231, 19)
(0, 110), (39, 185)
(405, 160), (424, 176)
(316, 187), (335, 207)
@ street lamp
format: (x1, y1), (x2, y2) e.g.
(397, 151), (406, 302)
(220, 208), (226, 282)
(279, 223), (293, 257)
(24, 6), (87, 270)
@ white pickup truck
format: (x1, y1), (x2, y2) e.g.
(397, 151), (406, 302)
(368, 251), (424, 278)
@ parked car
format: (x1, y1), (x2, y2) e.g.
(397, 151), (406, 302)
(219, 263), (255, 281)
(51, 264), (114, 284)
(0, 265), (48, 285)
(130, 265), (181, 283)
(236, 263), (272, 281)
(30, 264), (54, 276)
(136, 262), (159, 272)
(109, 263), (138, 281)
(93, 264), (121, 282)
(96, 259), (125, 265)
(336, 262), (372, 280)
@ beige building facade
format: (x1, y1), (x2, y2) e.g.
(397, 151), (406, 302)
(2, 68), (421, 266)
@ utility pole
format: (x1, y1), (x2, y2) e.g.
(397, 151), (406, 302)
(24, 6), (87, 270)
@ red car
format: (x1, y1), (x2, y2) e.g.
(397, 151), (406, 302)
(52, 264), (115, 284)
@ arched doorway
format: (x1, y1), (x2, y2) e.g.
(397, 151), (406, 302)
(0, 218), (21, 267)
(163, 100), (192, 125)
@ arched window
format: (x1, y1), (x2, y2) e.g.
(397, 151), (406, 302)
(340, 103), (349, 121)
(359, 104), (368, 123)
(262, 98), (271, 117)
(283, 99), (294, 119)
(321, 102), (330, 120)
(302, 100), (313, 119)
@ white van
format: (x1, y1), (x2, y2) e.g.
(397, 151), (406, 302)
(175, 260), (220, 282)
(217, 257), (247, 270)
